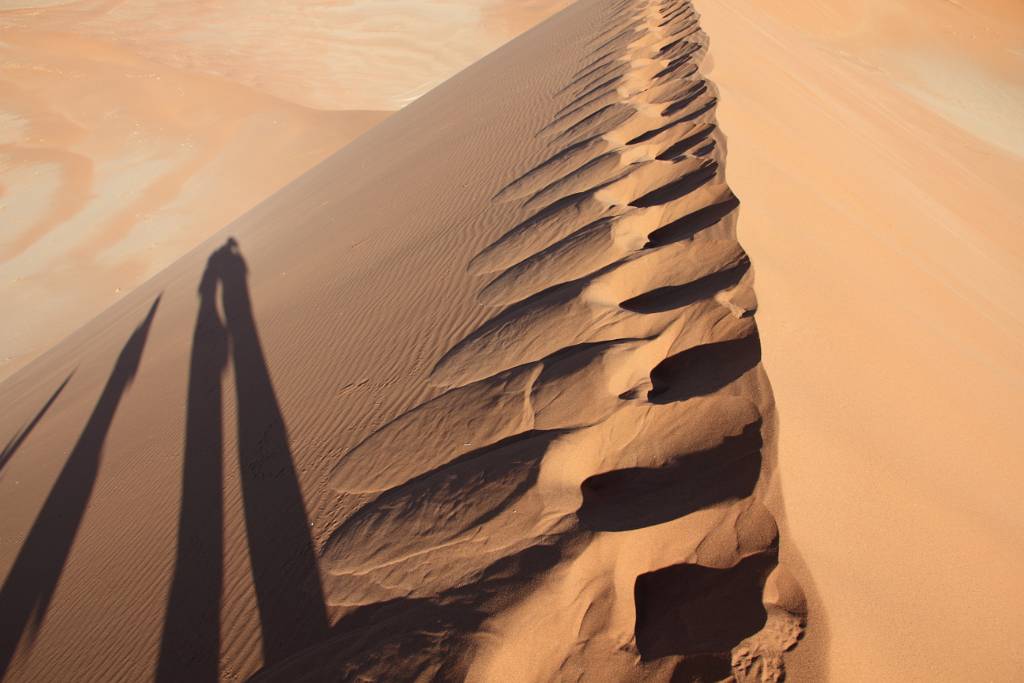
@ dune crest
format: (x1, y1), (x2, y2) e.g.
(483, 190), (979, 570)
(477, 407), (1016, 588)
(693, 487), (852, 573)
(0, 1), (807, 680)
(305, 0), (806, 679)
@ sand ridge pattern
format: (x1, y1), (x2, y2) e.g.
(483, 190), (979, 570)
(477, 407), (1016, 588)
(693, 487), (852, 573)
(0, 1), (808, 680)
(281, 1), (807, 680)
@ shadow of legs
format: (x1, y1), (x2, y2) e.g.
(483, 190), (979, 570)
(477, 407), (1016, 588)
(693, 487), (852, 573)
(217, 239), (328, 664)
(0, 373), (74, 475)
(156, 261), (228, 682)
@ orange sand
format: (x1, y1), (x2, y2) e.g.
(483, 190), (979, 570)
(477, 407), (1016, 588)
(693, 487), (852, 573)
(2, 0), (1021, 680)
(697, 0), (1024, 679)
(1, 1), (806, 680)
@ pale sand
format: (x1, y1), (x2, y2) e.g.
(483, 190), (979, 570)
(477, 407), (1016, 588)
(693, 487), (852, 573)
(0, 1), (806, 680)
(696, 0), (1024, 679)
(0, 0), (572, 382)
(0, 0), (578, 110)
(0, 27), (387, 382)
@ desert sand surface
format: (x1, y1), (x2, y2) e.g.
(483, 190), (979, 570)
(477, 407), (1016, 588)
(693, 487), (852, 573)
(695, 0), (1024, 679)
(0, 0), (573, 381)
(2, 0), (1022, 680)
(0, 1), (808, 680)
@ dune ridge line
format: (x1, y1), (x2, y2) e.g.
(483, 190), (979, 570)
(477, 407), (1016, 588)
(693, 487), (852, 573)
(0, 0), (812, 680)
(281, 0), (809, 680)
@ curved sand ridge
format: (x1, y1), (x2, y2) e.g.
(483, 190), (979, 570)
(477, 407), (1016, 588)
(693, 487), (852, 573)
(305, 1), (807, 680)
(0, 0), (809, 680)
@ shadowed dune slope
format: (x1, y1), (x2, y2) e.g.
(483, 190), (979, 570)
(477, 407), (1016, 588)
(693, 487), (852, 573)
(0, 1), (806, 680)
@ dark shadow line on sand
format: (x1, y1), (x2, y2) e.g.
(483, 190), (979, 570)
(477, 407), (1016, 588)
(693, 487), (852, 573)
(0, 297), (160, 680)
(0, 372), (75, 476)
(222, 239), (329, 663)
(158, 238), (328, 677)
(156, 256), (228, 682)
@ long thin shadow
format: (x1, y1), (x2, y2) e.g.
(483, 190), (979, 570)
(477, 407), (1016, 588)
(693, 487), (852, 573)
(217, 238), (328, 664)
(0, 297), (160, 680)
(156, 260), (228, 682)
(0, 372), (74, 475)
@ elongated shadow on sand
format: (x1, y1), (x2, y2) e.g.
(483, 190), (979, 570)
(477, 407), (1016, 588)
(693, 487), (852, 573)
(578, 422), (763, 532)
(157, 239), (326, 679)
(634, 551), (776, 660)
(219, 238), (329, 663)
(0, 372), (74, 476)
(0, 297), (160, 681)
(156, 261), (227, 682)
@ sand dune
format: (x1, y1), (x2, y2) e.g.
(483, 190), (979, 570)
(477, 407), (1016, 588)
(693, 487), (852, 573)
(0, 0), (808, 680)
(0, 0), (572, 382)
(3, 0), (1021, 680)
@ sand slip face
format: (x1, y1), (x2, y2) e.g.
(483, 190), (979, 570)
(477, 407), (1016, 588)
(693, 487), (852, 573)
(0, 1), (805, 680)
(695, 0), (1024, 679)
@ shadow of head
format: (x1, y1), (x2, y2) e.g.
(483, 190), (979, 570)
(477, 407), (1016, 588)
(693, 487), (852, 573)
(205, 237), (247, 285)
(114, 296), (161, 383)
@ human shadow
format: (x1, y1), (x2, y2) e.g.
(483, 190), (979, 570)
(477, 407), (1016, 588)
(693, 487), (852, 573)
(0, 372), (74, 476)
(157, 239), (326, 679)
(0, 297), (160, 680)
(156, 259), (228, 682)
(219, 238), (329, 662)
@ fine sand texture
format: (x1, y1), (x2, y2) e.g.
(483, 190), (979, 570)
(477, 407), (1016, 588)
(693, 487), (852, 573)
(0, 0), (808, 681)
(695, 0), (1024, 680)
(0, 0), (573, 382)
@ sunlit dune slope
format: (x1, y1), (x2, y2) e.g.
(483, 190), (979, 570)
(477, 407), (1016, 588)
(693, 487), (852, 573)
(0, 0), (806, 680)
(696, 0), (1024, 679)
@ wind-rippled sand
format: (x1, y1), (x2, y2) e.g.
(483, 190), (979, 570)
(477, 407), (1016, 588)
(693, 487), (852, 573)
(0, 0), (1021, 680)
